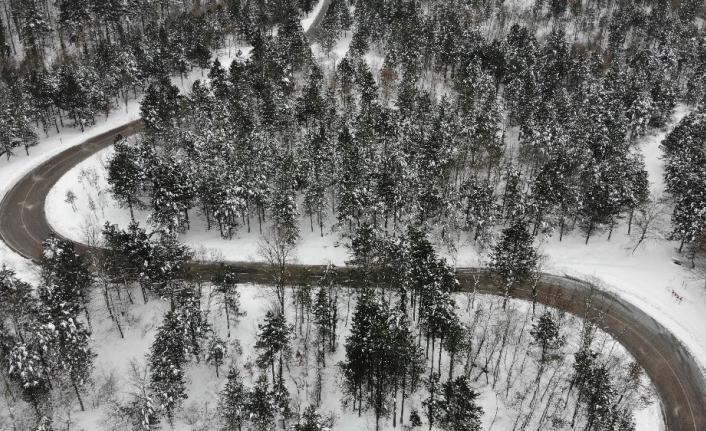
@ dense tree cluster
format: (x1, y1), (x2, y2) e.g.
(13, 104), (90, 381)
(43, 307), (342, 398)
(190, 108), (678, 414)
(662, 109), (706, 252)
(106, 0), (706, 254)
(0, 237), (95, 428)
(0, 0), (320, 161)
(2, 0), (698, 428)
(102, 221), (192, 305)
(339, 228), (477, 430)
(571, 348), (637, 430)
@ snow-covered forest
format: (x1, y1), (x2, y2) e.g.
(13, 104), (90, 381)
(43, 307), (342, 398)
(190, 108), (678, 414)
(1, 0), (706, 430)
(0, 229), (656, 431)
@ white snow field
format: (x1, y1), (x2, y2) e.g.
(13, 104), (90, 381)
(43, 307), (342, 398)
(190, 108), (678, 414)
(45, 103), (706, 388)
(0, 16), (698, 431)
(42, 100), (706, 430)
(69, 284), (658, 431)
(301, 0), (328, 32)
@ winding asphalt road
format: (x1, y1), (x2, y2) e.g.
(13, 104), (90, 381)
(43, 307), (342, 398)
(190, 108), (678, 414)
(1, 6), (705, 426)
(1, 121), (705, 431)
(0, 120), (144, 260)
(0, 0), (330, 260)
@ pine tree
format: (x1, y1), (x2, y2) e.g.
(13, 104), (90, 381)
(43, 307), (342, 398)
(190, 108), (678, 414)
(390, 304), (425, 428)
(303, 126), (331, 237)
(35, 238), (96, 412)
(20, 0), (51, 62)
(295, 406), (333, 431)
(0, 15), (9, 58)
(148, 232), (192, 304)
(149, 155), (195, 234)
(174, 287), (211, 360)
(339, 289), (406, 430)
(422, 373), (441, 431)
(141, 78), (182, 134)
(0, 265), (35, 339)
(490, 221), (539, 309)
(462, 176), (497, 243)
(206, 334), (228, 377)
(56, 63), (97, 132)
(247, 375), (276, 431)
(212, 263), (245, 337)
(150, 312), (189, 424)
(102, 221), (155, 303)
(58, 0), (90, 43)
(5, 336), (54, 417)
(0, 89), (17, 161)
(277, 9), (311, 70)
(530, 311), (564, 364)
(269, 151), (300, 245)
(435, 377), (483, 431)
(219, 367), (248, 431)
(570, 349), (631, 430)
(121, 394), (160, 431)
(39, 236), (93, 328)
(271, 377), (292, 428)
(107, 136), (144, 221)
(38, 301), (94, 412)
(662, 111), (706, 252)
(255, 310), (291, 386)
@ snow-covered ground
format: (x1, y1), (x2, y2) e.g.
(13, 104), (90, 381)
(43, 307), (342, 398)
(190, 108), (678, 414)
(301, 0), (327, 32)
(46, 144), (351, 266)
(37, 101), (703, 431)
(66, 285), (659, 431)
(0, 101), (142, 285)
(0, 20), (700, 429)
(0, 34), (259, 284)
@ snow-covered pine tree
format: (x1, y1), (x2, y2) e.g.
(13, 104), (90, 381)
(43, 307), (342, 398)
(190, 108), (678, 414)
(39, 235), (93, 327)
(36, 239), (96, 413)
(247, 375), (276, 431)
(107, 136), (144, 221)
(294, 405), (333, 431)
(140, 78), (182, 135)
(490, 221), (539, 309)
(206, 334), (228, 377)
(149, 311), (189, 424)
(255, 310), (291, 386)
(303, 126), (331, 237)
(312, 281), (340, 365)
(269, 150), (300, 245)
(0, 265), (35, 339)
(530, 311), (564, 365)
(435, 376), (483, 431)
(212, 263), (245, 337)
(149, 155), (196, 234)
(218, 367), (248, 431)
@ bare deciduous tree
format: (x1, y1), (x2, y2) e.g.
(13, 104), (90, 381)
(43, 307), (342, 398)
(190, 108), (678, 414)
(630, 192), (667, 254)
(257, 226), (298, 314)
(65, 189), (78, 211)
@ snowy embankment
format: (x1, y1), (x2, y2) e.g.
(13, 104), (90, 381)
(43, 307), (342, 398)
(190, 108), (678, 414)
(46, 102), (706, 394)
(72, 285), (659, 430)
(0, 36), (259, 284)
(534, 105), (706, 385)
(46, 144), (350, 266)
(301, 0), (327, 32)
(0, 102), (141, 284)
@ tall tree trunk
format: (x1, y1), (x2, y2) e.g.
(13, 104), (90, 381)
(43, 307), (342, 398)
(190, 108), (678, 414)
(400, 374), (406, 425)
(224, 298), (230, 337)
(438, 336), (444, 375)
(430, 336), (435, 376)
(72, 378), (85, 411)
(393, 378), (398, 428)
